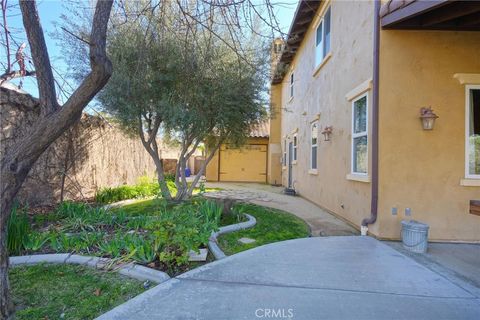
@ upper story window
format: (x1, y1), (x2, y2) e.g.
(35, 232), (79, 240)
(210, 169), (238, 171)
(293, 135), (298, 161)
(352, 94), (368, 174)
(311, 122), (318, 170)
(290, 72), (294, 98)
(467, 86), (480, 178)
(274, 42), (283, 54)
(315, 6), (331, 67)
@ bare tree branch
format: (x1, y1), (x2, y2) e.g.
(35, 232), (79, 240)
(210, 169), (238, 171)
(19, 0), (58, 114)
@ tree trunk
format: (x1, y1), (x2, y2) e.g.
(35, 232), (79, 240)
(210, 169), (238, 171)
(0, 1), (113, 318)
(0, 200), (14, 320)
(187, 142), (221, 197)
(174, 156), (189, 201)
(137, 124), (172, 201)
(153, 157), (172, 201)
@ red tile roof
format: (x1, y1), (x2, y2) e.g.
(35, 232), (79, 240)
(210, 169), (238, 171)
(249, 122), (269, 138)
(379, 0), (418, 18)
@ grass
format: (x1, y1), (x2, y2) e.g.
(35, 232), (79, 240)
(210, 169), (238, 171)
(116, 198), (164, 216)
(217, 203), (310, 255)
(95, 175), (221, 204)
(10, 263), (144, 320)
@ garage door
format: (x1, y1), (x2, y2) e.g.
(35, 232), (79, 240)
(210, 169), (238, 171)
(219, 144), (267, 182)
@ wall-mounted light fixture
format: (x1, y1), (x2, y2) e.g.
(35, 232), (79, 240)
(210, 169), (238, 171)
(321, 126), (333, 141)
(419, 107), (439, 130)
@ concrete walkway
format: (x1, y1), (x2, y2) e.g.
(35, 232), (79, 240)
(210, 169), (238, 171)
(97, 237), (480, 320)
(205, 182), (358, 237)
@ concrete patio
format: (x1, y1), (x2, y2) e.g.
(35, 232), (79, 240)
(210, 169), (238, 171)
(97, 236), (480, 320)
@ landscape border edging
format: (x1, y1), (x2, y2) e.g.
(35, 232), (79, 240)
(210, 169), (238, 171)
(208, 213), (256, 260)
(9, 253), (170, 284)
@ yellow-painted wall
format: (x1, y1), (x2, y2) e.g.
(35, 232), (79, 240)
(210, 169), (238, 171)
(268, 84), (283, 185)
(276, 0), (374, 231)
(206, 148), (220, 182)
(378, 30), (480, 241)
(206, 137), (269, 182)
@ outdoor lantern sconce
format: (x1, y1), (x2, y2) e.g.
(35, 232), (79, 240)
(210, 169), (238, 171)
(321, 126), (333, 141)
(419, 107), (439, 130)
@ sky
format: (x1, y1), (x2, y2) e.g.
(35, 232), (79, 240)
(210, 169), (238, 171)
(2, 0), (299, 99)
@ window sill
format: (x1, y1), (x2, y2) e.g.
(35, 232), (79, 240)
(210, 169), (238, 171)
(309, 169), (318, 175)
(313, 52), (332, 78)
(460, 179), (480, 187)
(346, 174), (370, 183)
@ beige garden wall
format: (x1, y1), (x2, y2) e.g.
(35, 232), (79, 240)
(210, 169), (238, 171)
(278, 0), (374, 231)
(378, 30), (480, 242)
(1, 87), (181, 206)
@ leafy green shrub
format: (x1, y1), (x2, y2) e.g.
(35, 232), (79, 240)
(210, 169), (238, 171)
(94, 175), (180, 204)
(7, 203), (30, 255)
(164, 173), (175, 182)
(23, 232), (48, 252)
(98, 236), (125, 258)
(125, 235), (158, 264)
(56, 201), (111, 232)
(140, 200), (222, 273)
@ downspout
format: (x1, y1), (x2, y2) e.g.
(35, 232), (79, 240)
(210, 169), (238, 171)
(361, 0), (380, 236)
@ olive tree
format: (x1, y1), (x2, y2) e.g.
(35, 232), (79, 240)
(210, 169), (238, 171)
(99, 17), (267, 201)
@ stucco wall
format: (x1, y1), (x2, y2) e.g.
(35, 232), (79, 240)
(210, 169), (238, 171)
(1, 87), (180, 206)
(277, 0), (374, 230)
(268, 84), (283, 185)
(378, 30), (480, 241)
(206, 138), (269, 182)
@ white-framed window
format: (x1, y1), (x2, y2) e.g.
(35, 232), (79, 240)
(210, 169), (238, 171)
(311, 122), (318, 170)
(293, 135), (298, 161)
(315, 6), (331, 67)
(351, 94), (368, 174)
(466, 85), (480, 178)
(290, 72), (294, 98)
(283, 139), (287, 166)
(274, 42), (283, 54)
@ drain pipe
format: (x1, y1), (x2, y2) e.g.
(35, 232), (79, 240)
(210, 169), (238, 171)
(361, 0), (380, 236)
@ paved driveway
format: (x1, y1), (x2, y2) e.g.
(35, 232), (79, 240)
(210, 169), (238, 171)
(97, 237), (480, 320)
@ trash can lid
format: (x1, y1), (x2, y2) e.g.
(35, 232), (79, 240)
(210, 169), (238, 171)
(401, 220), (429, 231)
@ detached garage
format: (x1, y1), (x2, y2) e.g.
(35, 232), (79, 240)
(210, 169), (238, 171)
(206, 123), (269, 183)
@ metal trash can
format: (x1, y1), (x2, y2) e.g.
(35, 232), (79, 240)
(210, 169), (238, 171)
(401, 220), (429, 253)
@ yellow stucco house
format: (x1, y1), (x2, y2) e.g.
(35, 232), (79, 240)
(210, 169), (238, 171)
(206, 122), (270, 183)
(269, 0), (480, 242)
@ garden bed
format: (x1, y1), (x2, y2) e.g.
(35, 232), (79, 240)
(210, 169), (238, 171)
(9, 197), (223, 276)
(10, 263), (144, 320)
(9, 190), (309, 279)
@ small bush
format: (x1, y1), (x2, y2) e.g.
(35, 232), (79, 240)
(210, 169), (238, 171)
(164, 173), (175, 182)
(7, 203), (30, 255)
(95, 177), (180, 204)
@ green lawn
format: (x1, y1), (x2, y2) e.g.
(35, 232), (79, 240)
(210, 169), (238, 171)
(115, 197), (165, 216)
(10, 264), (144, 320)
(217, 204), (310, 255)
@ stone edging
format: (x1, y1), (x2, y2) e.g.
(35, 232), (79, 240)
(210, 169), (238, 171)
(208, 214), (256, 260)
(9, 253), (170, 284)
